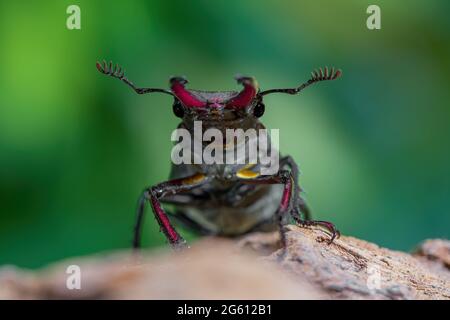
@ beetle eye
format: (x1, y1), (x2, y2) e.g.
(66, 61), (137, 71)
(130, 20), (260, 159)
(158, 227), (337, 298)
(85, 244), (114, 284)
(253, 102), (265, 118)
(172, 100), (185, 118)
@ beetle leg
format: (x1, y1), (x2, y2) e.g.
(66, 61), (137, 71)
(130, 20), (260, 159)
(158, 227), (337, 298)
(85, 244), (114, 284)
(280, 155), (311, 220)
(134, 173), (208, 250)
(236, 170), (294, 249)
(291, 214), (341, 244)
(237, 169), (339, 246)
(279, 155), (339, 243)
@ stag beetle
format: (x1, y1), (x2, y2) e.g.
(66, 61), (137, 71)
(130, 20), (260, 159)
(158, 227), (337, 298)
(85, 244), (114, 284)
(96, 61), (342, 250)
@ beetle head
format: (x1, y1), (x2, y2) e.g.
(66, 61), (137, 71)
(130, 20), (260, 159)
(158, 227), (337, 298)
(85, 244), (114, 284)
(169, 75), (262, 123)
(96, 61), (342, 125)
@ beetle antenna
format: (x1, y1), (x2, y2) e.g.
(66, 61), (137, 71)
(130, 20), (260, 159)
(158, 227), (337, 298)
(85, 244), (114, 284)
(259, 67), (341, 96)
(96, 60), (174, 96)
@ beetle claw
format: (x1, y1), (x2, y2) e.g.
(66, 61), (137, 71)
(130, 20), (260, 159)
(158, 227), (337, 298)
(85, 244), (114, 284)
(171, 239), (189, 251)
(292, 215), (340, 244)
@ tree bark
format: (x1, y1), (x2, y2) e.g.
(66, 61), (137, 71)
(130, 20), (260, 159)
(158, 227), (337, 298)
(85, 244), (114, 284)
(1, 225), (449, 299)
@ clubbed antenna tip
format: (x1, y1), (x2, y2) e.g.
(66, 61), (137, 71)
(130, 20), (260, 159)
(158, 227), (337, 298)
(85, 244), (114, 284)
(96, 59), (174, 97)
(258, 66), (342, 97)
(310, 67), (342, 82)
(96, 60), (125, 79)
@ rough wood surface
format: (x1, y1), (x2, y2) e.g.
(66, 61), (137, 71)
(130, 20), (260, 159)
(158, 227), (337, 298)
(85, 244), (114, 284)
(1, 225), (449, 299)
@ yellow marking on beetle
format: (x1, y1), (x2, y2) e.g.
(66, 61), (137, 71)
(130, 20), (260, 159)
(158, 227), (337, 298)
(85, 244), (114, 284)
(236, 167), (260, 179)
(182, 173), (206, 185)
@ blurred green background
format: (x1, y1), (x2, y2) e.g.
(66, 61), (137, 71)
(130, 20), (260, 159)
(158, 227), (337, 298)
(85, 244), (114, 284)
(0, 0), (449, 269)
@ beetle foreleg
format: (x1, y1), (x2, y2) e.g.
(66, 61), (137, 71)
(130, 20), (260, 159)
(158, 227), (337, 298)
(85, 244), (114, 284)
(133, 173), (208, 250)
